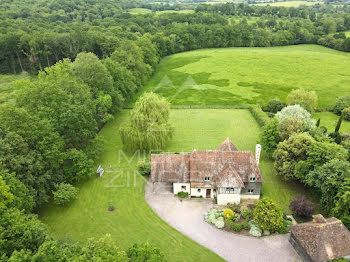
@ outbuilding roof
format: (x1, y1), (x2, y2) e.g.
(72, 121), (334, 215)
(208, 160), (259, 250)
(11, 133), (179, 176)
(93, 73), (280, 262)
(290, 214), (350, 262)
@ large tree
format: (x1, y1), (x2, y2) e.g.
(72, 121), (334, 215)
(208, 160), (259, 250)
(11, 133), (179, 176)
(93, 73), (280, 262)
(120, 92), (173, 152)
(287, 89), (318, 110)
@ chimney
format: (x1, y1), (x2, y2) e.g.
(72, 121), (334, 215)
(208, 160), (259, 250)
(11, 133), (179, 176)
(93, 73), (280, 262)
(255, 144), (261, 166)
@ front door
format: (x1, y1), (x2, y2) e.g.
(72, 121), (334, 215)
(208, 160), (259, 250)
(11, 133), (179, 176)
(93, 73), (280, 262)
(206, 189), (211, 198)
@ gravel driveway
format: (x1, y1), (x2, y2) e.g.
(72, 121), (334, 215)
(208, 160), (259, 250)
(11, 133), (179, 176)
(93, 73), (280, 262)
(145, 182), (301, 262)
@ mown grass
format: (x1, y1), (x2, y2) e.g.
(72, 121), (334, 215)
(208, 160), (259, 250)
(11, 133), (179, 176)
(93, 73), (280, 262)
(131, 45), (350, 109)
(40, 109), (312, 258)
(313, 111), (350, 133)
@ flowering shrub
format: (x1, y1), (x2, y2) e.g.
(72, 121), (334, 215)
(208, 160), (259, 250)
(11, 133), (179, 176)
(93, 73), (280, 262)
(223, 208), (235, 219)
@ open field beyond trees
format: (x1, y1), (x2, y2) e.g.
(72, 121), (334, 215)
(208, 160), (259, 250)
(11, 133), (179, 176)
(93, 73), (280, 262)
(133, 45), (350, 109)
(254, 1), (322, 7)
(40, 109), (315, 261)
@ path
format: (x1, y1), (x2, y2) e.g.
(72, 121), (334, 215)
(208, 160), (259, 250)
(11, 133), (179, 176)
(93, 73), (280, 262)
(145, 182), (301, 262)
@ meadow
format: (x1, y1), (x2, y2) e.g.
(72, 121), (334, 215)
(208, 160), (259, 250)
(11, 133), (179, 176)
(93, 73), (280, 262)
(131, 45), (350, 109)
(254, 1), (322, 7)
(40, 108), (312, 261)
(313, 112), (350, 133)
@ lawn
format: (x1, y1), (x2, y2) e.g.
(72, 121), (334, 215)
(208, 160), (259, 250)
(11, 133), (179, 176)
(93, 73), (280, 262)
(131, 45), (350, 109)
(40, 109), (312, 261)
(313, 111), (350, 133)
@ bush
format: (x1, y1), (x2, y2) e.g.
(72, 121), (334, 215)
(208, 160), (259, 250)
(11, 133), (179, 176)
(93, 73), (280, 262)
(223, 208), (235, 219)
(287, 89), (318, 110)
(231, 223), (242, 232)
(249, 105), (270, 127)
(262, 99), (286, 113)
(343, 107), (350, 121)
(276, 105), (316, 131)
(226, 203), (240, 213)
(253, 198), (284, 233)
(176, 191), (188, 198)
(290, 101), (312, 113)
(215, 220), (225, 229)
(137, 160), (151, 176)
(232, 214), (241, 222)
(241, 221), (250, 230)
(241, 209), (254, 221)
(53, 183), (79, 205)
(261, 118), (280, 157)
(289, 195), (315, 218)
(224, 218), (234, 228)
(332, 96), (350, 115)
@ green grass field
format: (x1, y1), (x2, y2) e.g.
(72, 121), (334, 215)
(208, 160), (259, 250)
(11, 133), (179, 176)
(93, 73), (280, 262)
(128, 8), (153, 15)
(40, 109), (314, 261)
(131, 45), (350, 109)
(313, 112), (350, 133)
(254, 1), (321, 7)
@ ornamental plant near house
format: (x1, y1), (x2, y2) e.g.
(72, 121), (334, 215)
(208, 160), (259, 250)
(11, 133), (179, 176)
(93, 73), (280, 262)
(253, 198), (284, 233)
(223, 208), (235, 219)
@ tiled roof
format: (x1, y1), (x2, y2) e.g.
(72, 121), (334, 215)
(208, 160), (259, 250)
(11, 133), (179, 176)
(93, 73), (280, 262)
(290, 214), (350, 262)
(150, 138), (263, 186)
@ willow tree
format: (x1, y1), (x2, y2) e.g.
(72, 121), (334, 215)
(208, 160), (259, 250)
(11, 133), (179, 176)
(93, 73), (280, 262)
(120, 92), (173, 152)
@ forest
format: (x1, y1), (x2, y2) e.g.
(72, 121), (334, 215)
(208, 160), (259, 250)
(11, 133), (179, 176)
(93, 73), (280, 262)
(1, 0), (350, 261)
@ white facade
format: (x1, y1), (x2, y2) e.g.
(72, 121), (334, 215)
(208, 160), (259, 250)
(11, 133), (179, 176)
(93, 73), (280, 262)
(173, 183), (191, 195)
(240, 194), (260, 200)
(190, 187), (217, 198)
(217, 193), (241, 205)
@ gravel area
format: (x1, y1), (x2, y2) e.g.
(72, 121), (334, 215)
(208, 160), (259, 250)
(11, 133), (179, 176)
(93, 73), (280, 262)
(145, 182), (301, 262)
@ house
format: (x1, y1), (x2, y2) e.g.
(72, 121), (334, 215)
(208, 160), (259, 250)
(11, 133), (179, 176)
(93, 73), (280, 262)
(289, 214), (350, 262)
(150, 138), (263, 205)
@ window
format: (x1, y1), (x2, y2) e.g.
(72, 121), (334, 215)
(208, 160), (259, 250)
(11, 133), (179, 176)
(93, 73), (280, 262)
(213, 189), (216, 192)
(250, 177), (256, 182)
(181, 185), (186, 190)
(225, 187), (234, 194)
(204, 177), (210, 182)
(197, 188), (201, 193)
(248, 189), (254, 194)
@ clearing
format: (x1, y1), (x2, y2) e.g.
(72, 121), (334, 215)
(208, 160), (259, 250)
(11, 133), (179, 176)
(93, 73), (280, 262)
(40, 109), (313, 262)
(132, 45), (350, 109)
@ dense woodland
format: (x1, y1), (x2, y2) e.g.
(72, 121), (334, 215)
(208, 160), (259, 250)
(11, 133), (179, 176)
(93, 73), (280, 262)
(1, 0), (350, 260)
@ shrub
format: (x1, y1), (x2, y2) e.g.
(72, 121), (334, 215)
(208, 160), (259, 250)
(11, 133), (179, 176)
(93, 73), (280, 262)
(226, 203), (240, 213)
(241, 221), (250, 230)
(224, 218), (234, 228)
(253, 198), (284, 233)
(137, 160), (151, 176)
(276, 105), (316, 131)
(176, 191), (188, 198)
(287, 89), (318, 110)
(231, 223), (242, 232)
(53, 183), (79, 205)
(215, 220), (225, 229)
(343, 107), (350, 121)
(278, 117), (304, 141)
(262, 99), (286, 113)
(249, 105), (270, 127)
(332, 96), (350, 115)
(223, 208), (235, 219)
(289, 195), (315, 218)
(241, 209), (254, 221)
(290, 101), (312, 113)
(232, 214), (241, 222)
(261, 118), (280, 157)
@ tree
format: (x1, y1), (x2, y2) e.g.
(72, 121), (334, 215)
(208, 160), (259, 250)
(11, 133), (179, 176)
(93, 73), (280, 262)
(53, 183), (79, 205)
(253, 198), (284, 233)
(332, 96), (350, 115)
(262, 99), (286, 113)
(278, 117), (304, 141)
(0, 176), (14, 209)
(331, 183), (350, 229)
(287, 89), (318, 110)
(289, 195), (314, 219)
(260, 118), (280, 156)
(305, 159), (350, 214)
(343, 108), (350, 121)
(273, 133), (315, 180)
(120, 92), (173, 152)
(127, 242), (167, 262)
(275, 105), (316, 131)
(0, 171), (34, 213)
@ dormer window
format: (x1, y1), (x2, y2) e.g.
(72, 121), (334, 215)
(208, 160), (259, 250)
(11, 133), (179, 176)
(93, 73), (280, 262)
(250, 177), (256, 182)
(204, 177), (210, 182)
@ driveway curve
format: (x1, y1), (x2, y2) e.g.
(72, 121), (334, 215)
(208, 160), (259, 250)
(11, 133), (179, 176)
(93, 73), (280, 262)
(145, 182), (301, 262)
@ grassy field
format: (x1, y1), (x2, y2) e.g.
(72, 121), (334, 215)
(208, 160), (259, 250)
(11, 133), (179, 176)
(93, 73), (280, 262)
(254, 1), (321, 6)
(127, 8), (152, 15)
(40, 109), (313, 261)
(313, 112), (350, 133)
(131, 45), (350, 109)
(0, 73), (30, 102)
